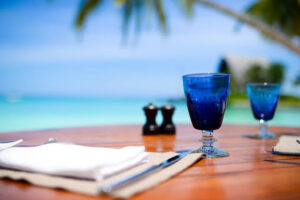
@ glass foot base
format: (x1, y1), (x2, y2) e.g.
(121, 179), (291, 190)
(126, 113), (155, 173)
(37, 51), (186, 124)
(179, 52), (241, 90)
(194, 147), (229, 158)
(244, 132), (276, 139)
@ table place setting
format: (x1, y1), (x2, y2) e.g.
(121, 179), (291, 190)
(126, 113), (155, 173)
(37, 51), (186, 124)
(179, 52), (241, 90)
(0, 141), (203, 198)
(0, 73), (299, 199)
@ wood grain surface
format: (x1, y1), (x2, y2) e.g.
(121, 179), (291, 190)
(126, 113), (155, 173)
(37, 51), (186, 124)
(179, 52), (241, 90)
(0, 124), (300, 200)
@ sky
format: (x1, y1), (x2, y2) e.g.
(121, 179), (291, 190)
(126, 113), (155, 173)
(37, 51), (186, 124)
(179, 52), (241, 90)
(0, 0), (300, 98)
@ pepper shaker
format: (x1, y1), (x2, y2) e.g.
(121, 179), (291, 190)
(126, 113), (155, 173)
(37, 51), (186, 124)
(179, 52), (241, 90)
(142, 103), (159, 135)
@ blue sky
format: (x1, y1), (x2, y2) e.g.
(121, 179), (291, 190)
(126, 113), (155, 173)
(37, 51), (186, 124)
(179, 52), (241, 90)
(0, 0), (300, 98)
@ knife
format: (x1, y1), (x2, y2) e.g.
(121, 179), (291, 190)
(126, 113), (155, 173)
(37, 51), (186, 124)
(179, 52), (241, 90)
(99, 147), (202, 194)
(0, 139), (23, 151)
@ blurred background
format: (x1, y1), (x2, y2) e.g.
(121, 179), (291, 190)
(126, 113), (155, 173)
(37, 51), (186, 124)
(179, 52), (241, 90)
(1, 0), (300, 132)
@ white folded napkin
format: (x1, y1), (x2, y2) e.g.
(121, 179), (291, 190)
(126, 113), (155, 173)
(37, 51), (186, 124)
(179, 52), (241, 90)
(0, 143), (148, 180)
(273, 135), (300, 155)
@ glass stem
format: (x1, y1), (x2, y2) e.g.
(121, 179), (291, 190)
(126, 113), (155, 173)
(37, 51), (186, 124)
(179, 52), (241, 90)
(259, 119), (268, 137)
(201, 130), (216, 156)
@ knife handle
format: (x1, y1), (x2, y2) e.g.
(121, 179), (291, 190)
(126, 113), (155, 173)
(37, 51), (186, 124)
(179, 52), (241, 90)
(99, 164), (160, 193)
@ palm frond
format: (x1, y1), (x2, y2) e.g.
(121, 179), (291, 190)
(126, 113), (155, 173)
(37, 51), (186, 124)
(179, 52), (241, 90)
(121, 0), (134, 37)
(155, 0), (167, 33)
(246, 0), (300, 38)
(133, 0), (143, 34)
(179, 0), (194, 17)
(75, 0), (102, 29)
(114, 0), (126, 7)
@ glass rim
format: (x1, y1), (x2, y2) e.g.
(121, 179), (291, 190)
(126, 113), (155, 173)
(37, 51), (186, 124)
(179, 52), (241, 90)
(182, 73), (229, 78)
(247, 83), (280, 87)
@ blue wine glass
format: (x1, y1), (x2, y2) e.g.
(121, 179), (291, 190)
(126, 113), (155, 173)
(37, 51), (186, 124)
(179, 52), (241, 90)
(183, 73), (230, 158)
(246, 83), (280, 139)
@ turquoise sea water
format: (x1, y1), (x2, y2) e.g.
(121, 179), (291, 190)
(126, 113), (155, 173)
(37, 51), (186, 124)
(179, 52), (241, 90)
(0, 97), (300, 133)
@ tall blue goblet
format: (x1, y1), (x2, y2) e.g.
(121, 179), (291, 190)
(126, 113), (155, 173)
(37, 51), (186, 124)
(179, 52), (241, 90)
(183, 73), (230, 158)
(246, 83), (280, 139)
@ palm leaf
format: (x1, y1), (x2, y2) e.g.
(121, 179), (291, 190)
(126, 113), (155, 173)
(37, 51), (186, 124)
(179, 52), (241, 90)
(179, 0), (194, 17)
(246, 0), (300, 38)
(121, 0), (134, 37)
(114, 0), (126, 6)
(155, 0), (167, 33)
(75, 0), (102, 29)
(134, 0), (143, 34)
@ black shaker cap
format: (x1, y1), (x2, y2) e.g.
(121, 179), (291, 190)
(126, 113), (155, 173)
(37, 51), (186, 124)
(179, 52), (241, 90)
(161, 104), (175, 110)
(143, 102), (158, 111)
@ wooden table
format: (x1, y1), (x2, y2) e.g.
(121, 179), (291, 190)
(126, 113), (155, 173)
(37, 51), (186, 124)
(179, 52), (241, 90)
(0, 124), (300, 200)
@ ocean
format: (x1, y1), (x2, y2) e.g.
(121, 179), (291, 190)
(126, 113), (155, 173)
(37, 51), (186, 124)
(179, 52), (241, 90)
(0, 97), (299, 133)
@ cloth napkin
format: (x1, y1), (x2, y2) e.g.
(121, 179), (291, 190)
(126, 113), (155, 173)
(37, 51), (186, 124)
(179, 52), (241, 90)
(272, 135), (300, 155)
(0, 143), (148, 180)
(0, 152), (203, 198)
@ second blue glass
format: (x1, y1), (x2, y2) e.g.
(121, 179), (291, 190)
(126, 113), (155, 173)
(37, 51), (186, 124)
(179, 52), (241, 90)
(246, 83), (280, 139)
(183, 73), (230, 158)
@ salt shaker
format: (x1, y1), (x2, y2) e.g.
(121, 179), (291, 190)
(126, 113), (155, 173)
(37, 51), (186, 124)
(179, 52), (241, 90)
(160, 104), (176, 134)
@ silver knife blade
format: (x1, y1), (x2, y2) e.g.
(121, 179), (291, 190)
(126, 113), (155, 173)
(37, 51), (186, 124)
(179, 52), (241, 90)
(0, 139), (23, 151)
(99, 146), (202, 194)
